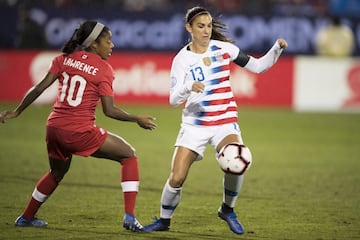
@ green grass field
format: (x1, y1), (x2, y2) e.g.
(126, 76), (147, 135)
(0, 103), (359, 240)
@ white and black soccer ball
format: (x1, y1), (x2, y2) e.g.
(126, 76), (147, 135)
(216, 143), (252, 175)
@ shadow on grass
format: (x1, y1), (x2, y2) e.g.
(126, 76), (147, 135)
(47, 226), (259, 240)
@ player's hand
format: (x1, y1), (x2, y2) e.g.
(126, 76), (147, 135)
(136, 115), (157, 130)
(0, 110), (18, 124)
(192, 81), (205, 93)
(277, 38), (288, 49)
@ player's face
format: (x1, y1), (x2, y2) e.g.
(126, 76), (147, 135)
(187, 14), (212, 47)
(96, 31), (114, 60)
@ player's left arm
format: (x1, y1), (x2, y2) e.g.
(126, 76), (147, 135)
(234, 38), (288, 74)
(100, 95), (157, 130)
(0, 72), (58, 123)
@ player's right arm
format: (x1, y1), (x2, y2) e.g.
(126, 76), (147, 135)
(169, 56), (204, 107)
(0, 72), (58, 123)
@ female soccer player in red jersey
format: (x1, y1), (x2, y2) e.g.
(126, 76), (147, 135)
(143, 6), (287, 235)
(0, 20), (156, 232)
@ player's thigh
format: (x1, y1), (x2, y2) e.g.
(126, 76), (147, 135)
(92, 132), (135, 161)
(175, 123), (210, 160)
(216, 134), (242, 153)
(169, 146), (198, 187)
(213, 123), (243, 152)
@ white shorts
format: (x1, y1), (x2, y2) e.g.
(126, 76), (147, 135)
(174, 122), (243, 160)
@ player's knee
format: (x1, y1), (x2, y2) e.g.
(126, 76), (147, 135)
(50, 169), (67, 182)
(169, 175), (185, 188)
(117, 149), (136, 162)
(124, 147), (136, 158)
(49, 158), (71, 182)
(106, 146), (137, 162)
(118, 144), (136, 158)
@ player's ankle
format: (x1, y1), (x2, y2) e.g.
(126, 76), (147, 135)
(221, 202), (234, 214)
(160, 218), (171, 226)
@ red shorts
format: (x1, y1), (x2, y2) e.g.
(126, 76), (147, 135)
(46, 126), (108, 161)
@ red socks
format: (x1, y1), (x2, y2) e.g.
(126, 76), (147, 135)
(120, 156), (140, 215)
(22, 171), (59, 219)
(21, 157), (140, 219)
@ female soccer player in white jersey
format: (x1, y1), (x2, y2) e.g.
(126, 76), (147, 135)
(0, 21), (157, 232)
(143, 6), (287, 235)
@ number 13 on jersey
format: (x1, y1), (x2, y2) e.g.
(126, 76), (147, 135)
(190, 67), (205, 82)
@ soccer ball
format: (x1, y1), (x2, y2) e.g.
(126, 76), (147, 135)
(216, 143), (252, 175)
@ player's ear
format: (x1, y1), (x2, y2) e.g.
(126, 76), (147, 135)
(89, 41), (98, 51)
(185, 23), (192, 33)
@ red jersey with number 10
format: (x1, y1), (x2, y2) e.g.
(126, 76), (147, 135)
(47, 51), (114, 132)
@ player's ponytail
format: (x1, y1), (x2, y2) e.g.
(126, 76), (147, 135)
(61, 28), (81, 55)
(211, 18), (234, 43)
(61, 21), (108, 55)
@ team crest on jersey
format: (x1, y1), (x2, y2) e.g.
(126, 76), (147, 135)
(202, 57), (211, 66)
